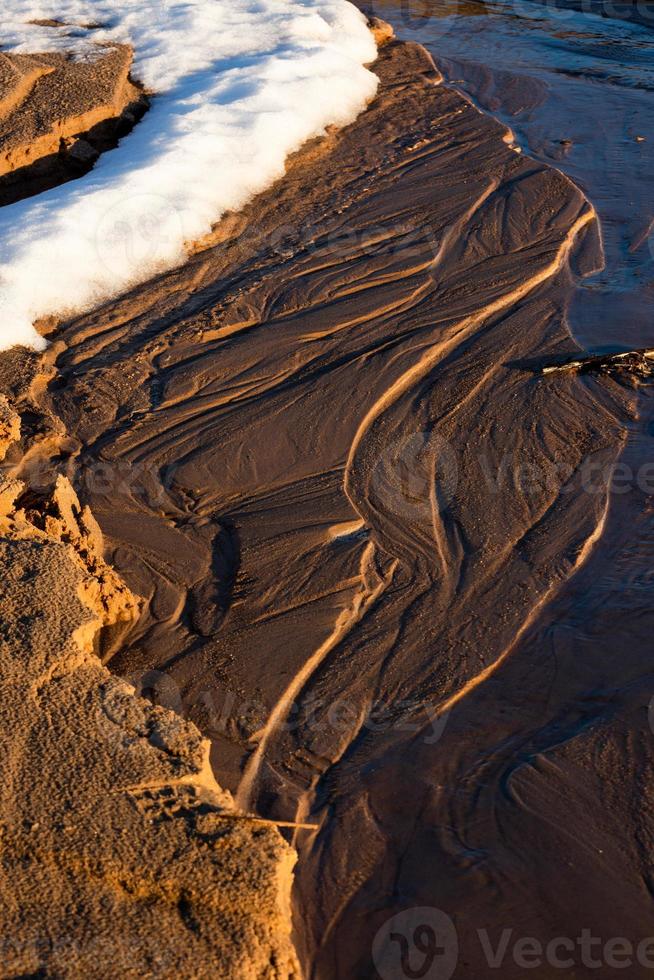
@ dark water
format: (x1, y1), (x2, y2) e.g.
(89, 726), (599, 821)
(343, 3), (654, 977)
(367, 0), (654, 351)
(34, 6), (654, 975)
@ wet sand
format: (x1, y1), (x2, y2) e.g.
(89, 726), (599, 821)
(9, 30), (646, 978)
(2, 16), (652, 979)
(373, 0), (654, 353)
(350, 6), (654, 977)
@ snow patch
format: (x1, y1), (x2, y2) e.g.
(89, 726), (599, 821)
(0, 0), (379, 349)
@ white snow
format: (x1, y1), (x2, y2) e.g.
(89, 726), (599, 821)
(0, 0), (379, 349)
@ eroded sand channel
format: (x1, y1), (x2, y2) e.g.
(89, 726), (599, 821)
(8, 18), (654, 980)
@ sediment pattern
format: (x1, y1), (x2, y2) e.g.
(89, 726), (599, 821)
(0, 417), (299, 978)
(19, 38), (637, 978)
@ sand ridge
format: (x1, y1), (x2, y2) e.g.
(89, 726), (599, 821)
(0, 409), (300, 977)
(16, 33), (639, 976)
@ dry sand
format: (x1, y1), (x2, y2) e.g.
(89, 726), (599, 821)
(0, 44), (146, 205)
(0, 410), (299, 978)
(0, 18), (649, 980)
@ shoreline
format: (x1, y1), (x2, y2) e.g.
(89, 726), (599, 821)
(0, 19), (641, 979)
(0, 0), (379, 350)
(0, 430), (300, 978)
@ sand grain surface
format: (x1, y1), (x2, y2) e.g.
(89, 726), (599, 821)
(0, 420), (299, 978)
(16, 36), (639, 976)
(0, 44), (145, 204)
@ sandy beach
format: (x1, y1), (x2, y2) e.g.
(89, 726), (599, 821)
(2, 2), (654, 977)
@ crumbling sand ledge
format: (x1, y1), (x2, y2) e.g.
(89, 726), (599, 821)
(0, 23), (399, 975)
(0, 15), (634, 978)
(0, 409), (299, 977)
(0, 45), (147, 205)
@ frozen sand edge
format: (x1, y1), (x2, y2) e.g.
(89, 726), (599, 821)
(0, 410), (300, 978)
(0, 0), (380, 350)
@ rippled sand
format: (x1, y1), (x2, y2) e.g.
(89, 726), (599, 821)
(3, 28), (643, 975)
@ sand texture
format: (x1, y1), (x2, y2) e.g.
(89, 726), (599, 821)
(1, 18), (650, 979)
(0, 397), (20, 461)
(8, 33), (639, 976)
(0, 416), (299, 977)
(0, 44), (145, 203)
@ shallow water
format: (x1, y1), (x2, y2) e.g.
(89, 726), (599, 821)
(342, 5), (654, 976)
(368, 0), (654, 351)
(30, 9), (654, 976)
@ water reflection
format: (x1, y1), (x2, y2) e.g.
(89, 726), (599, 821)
(368, 0), (654, 351)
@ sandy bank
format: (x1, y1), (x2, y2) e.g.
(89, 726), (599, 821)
(0, 15), (647, 980)
(0, 45), (146, 205)
(0, 409), (299, 976)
